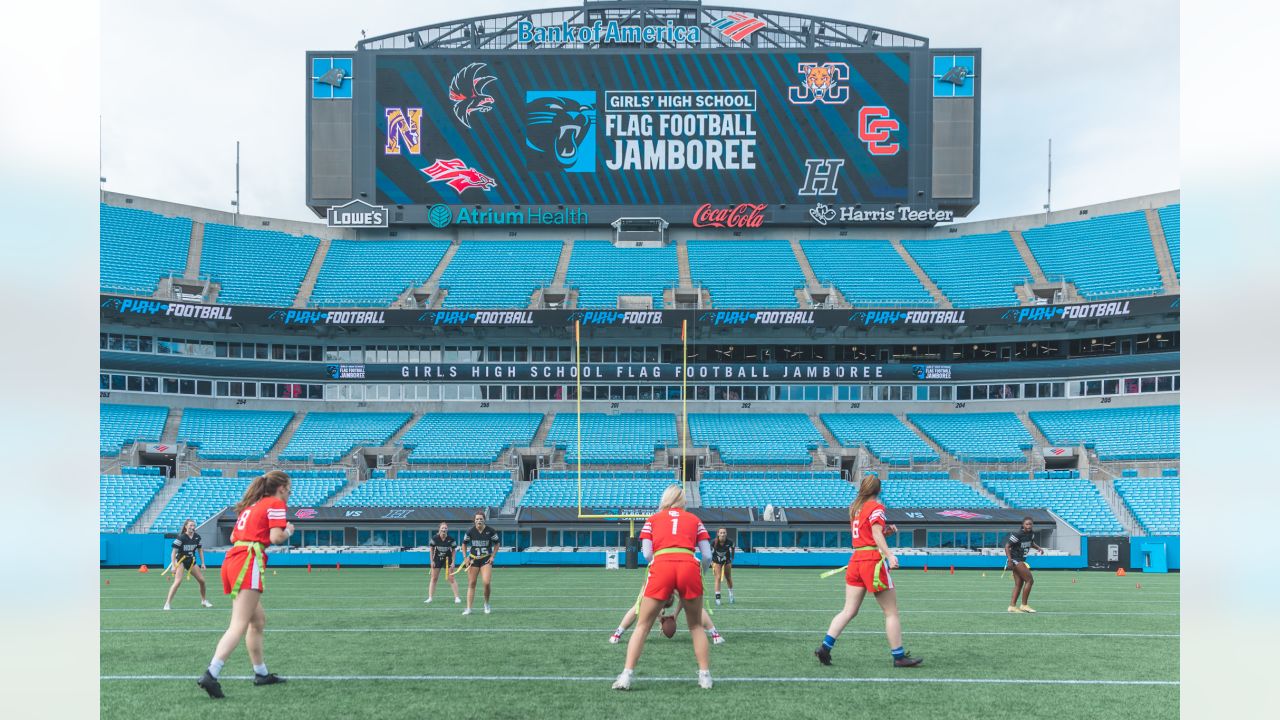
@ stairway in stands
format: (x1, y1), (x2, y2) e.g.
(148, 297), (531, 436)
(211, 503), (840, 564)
(292, 237), (332, 307)
(128, 475), (185, 533)
(1145, 208), (1180, 294)
(265, 412), (306, 461)
(891, 239), (951, 308)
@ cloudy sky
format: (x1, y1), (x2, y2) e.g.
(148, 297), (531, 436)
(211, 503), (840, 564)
(100, 0), (1177, 223)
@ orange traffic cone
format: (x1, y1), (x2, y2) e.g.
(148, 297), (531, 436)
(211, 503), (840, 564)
(1116, 567), (1126, 577)
(949, 565), (955, 575)
(139, 565), (149, 573)
(307, 564), (312, 574)
(923, 564), (928, 573)
(336, 562), (341, 571)
(105, 579), (110, 586)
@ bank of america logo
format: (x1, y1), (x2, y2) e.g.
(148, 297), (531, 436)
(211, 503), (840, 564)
(710, 13), (766, 42)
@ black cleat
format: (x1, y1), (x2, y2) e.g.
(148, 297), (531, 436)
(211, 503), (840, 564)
(814, 645), (832, 665)
(254, 673), (286, 686)
(893, 651), (923, 668)
(197, 671), (224, 699)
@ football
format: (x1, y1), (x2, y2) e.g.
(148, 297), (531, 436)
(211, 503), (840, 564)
(660, 615), (677, 638)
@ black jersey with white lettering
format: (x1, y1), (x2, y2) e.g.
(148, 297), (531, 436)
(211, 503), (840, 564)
(711, 539), (734, 565)
(429, 533), (458, 563)
(1006, 529), (1034, 562)
(172, 532), (202, 559)
(465, 526), (500, 559)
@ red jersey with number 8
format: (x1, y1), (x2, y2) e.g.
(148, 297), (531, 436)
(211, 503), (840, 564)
(639, 508), (709, 564)
(231, 496), (288, 545)
(850, 500), (887, 561)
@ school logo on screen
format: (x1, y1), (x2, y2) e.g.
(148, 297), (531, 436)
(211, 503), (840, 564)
(524, 91), (597, 173)
(422, 158), (498, 194)
(788, 62), (850, 105)
(449, 62), (496, 129)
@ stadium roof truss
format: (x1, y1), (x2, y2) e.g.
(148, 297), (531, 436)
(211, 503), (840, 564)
(357, 1), (928, 52)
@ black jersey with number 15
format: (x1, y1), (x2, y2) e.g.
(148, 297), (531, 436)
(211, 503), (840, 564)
(465, 526), (499, 558)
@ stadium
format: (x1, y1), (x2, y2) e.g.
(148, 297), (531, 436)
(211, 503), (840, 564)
(99, 2), (1180, 717)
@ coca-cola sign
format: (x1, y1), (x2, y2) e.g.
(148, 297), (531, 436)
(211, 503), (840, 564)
(692, 203), (766, 228)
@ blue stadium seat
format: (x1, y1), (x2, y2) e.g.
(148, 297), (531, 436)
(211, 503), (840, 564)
(100, 204), (192, 295)
(566, 241), (679, 309)
(309, 239), (451, 307)
(279, 412), (412, 464)
(545, 413), (677, 464)
(1029, 406), (1179, 461)
(1021, 211), (1162, 299)
(689, 414), (824, 465)
(337, 470), (513, 508)
(521, 471), (678, 508)
(820, 414), (938, 464)
(687, 241), (805, 308)
(700, 471), (851, 509)
(908, 413), (1033, 463)
(1115, 477), (1180, 535)
(200, 223), (320, 306)
(439, 241), (561, 308)
(100, 404), (168, 456)
(151, 477), (343, 530)
(882, 474), (998, 508)
(399, 413), (542, 464)
(100, 473), (165, 533)
(802, 240), (936, 307)
(178, 408), (293, 461)
(902, 232), (1030, 307)
(982, 474), (1123, 535)
(1157, 204), (1179, 277)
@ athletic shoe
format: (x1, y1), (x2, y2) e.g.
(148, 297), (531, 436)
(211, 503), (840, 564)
(698, 670), (713, 689)
(201, 600), (213, 608)
(1019, 605), (1037, 614)
(609, 632), (623, 644)
(1007, 605), (1023, 613)
(424, 597), (433, 604)
(454, 597), (461, 604)
(462, 608), (472, 616)
(163, 603), (171, 611)
(711, 631), (724, 645)
(611, 670), (633, 690)
(254, 673), (286, 686)
(893, 652), (923, 668)
(728, 592), (735, 604)
(815, 645), (832, 665)
(483, 603), (491, 614)
(715, 598), (721, 606)
(197, 671), (224, 699)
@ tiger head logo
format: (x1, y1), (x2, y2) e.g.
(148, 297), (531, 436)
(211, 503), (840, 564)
(804, 65), (838, 101)
(525, 96), (595, 169)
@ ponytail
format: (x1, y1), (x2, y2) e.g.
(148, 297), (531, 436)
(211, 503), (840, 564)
(849, 472), (882, 524)
(234, 470), (290, 514)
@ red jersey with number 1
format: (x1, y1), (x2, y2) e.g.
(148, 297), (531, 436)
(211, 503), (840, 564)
(850, 500), (887, 561)
(230, 496), (288, 545)
(640, 508), (709, 564)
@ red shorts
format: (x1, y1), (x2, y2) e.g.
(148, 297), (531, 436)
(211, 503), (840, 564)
(643, 559), (703, 601)
(845, 556), (893, 593)
(220, 547), (266, 596)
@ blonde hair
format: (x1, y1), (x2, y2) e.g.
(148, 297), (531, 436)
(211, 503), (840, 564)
(850, 473), (882, 524)
(659, 485), (686, 510)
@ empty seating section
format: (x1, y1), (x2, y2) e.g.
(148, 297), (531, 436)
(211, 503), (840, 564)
(177, 408), (293, 460)
(700, 471), (851, 508)
(687, 241), (804, 308)
(200, 223), (320, 306)
(981, 475), (1123, 535)
(545, 413), (676, 464)
(100, 404), (168, 456)
(902, 232), (1029, 307)
(1021, 211), (1161, 299)
(337, 470), (512, 508)
(566, 241), (679, 308)
(522, 471), (677, 508)
(100, 474), (165, 532)
(439, 241), (561, 308)
(1157, 204), (1180, 276)
(399, 413), (542, 463)
(1115, 478), (1180, 534)
(908, 413), (1033, 463)
(802, 240), (936, 307)
(100, 204), (192, 295)
(287, 477), (347, 506)
(309, 240), (450, 307)
(820, 414), (938, 464)
(152, 477), (343, 530)
(882, 473), (998, 508)
(279, 412), (411, 464)
(1030, 406), (1179, 460)
(689, 414), (824, 465)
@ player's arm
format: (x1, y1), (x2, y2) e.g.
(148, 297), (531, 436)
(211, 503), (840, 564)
(1032, 541), (1044, 554)
(871, 523), (898, 569)
(489, 533), (499, 562)
(268, 523), (295, 545)
(1004, 535), (1018, 562)
(197, 545), (206, 568)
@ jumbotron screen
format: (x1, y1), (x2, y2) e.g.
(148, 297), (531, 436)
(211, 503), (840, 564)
(373, 51), (911, 209)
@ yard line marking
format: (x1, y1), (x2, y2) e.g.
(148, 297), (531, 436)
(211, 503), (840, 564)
(101, 627), (1179, 638)
(100, 606), (1178, 616)
(99, 593), (1180, 604)
(100, 674), (1179, 686)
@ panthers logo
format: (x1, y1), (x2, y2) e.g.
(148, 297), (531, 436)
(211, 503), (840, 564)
(525, 94), (596, 172)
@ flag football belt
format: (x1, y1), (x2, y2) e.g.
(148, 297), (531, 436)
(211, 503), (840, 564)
(229, 541), (265, 599)
(854, 545), (888, 591)
(632, 547), (712, 615)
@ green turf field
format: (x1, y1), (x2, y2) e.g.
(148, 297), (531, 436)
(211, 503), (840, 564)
(100, 567), (1178, 719)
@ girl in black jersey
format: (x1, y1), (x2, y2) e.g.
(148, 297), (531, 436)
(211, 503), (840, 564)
(711, 528), (735, 606)
(425, 522), (462, 605)
(1005, 516), (1043, 613)
(164, 519), (213, 610)
(462, 512), (499, 615)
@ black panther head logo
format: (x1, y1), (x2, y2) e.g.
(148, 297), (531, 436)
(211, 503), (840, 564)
(525, 96), (594, 169)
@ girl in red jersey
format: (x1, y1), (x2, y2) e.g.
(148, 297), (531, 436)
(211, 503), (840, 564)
(197, 471), (295, 699)
(815, 471), (923, 668)
(613, 485), (715, 691)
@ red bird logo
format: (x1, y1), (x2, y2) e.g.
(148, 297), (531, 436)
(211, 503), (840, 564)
(422, 158), (497, 194)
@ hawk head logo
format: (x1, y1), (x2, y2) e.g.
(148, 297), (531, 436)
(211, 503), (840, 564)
(448, 62), (496, 128)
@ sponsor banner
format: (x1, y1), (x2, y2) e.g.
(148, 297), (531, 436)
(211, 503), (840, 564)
(144, 443), (175, 454)
(325, 364), (367, 380)
(1042, 446), (1077, 458)
(395, 362), (908, 382)
(785, 508), (1057, 524)
(326, 199), (388, 228)
(912, 364), (952, 380)
(101, 295), (1178, 329)
(221, 507), (500, 523)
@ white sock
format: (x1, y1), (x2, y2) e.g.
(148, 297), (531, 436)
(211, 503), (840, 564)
(208, 658), (225, 679)
(707, 626), (718, 635)
(614, 627), (626, 635)
(253, 663), (268, 676)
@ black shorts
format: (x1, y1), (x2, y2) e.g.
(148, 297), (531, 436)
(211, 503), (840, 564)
(712, 556), (730, 566)
(430, 556), (453, 570)
(468, 555), (492, 568)
(177, 555), (195, 571)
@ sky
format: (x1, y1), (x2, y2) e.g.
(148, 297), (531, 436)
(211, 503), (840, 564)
(99, 0), (1178, 224)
